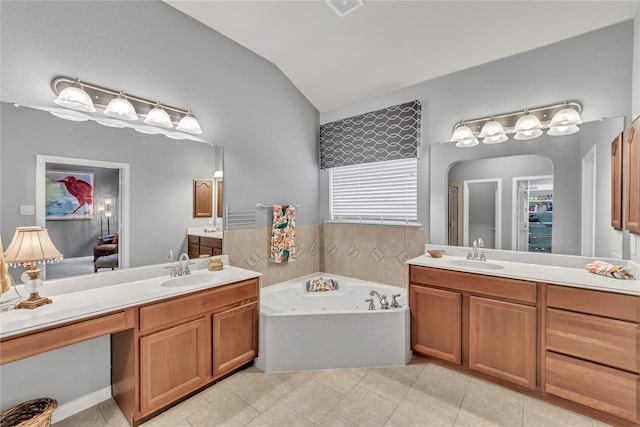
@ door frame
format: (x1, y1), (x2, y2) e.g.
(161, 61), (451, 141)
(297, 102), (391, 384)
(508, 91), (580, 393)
(36, 155), (130, 271)
(463, 178), (502, 249)
(581, 146), (596, 256)
(511, 175), (553, 252)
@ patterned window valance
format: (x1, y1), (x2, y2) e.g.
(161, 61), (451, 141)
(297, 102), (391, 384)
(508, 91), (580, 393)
(319, 100), (421, 170)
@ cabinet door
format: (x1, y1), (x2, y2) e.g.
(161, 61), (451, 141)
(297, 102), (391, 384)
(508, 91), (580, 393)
(410, 285), (461, 364)
(193, 179), (213, 218)
(469, 296), (536, 389)
(213, 302), (258, 378)
(611, 133), (623, 230)
(140, 318), (208, 415)
(625, 116), (640, 234)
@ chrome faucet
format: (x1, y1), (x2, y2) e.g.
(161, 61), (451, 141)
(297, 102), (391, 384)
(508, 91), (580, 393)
(369, 290), (389, 309)
(177, 252), (193, 276)
(390, 294), (402, 308)
(365, 298), (375, 310)
(467, 239), (487, 261)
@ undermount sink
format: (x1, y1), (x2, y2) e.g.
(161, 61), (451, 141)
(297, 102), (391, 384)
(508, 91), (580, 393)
(445, 259), (505, 270)
(161, 274), (214, 288)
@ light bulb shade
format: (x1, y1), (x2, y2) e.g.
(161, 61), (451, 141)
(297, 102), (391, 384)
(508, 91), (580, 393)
(479, 120), (506, 138)
(482, 134), (508, 144)
(455, 137), (479, 148)
(450, 125), (474, 142)
(514, 129), (543, 140)
(514, 113), (542, 133)
(550, 108), (582, 127)
(4, 227), (63, 266)
(176, 114), (203, 134)
(54, 86), (96, 112)
(547, 124), (580, 136)
(50, 111), (89, 122)
(144, 106), (173, 128)
(105, 96), (138, 121)
(96, 120), (126, 128)
(135, 126), (163, 135)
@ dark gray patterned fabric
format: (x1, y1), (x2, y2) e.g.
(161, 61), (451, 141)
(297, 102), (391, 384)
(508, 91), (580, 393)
(319, 101), (421, 169)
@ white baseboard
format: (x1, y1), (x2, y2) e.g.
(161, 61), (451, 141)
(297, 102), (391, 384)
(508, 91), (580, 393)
(51, 386), (111, 423)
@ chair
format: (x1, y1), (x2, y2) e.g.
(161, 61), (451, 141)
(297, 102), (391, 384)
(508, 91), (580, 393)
(93, 233), (118, 262)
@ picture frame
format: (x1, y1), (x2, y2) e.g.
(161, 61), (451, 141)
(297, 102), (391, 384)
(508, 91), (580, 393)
(45, 169), (95, 220)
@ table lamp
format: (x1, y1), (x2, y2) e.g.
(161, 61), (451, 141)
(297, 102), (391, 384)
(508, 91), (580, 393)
(4, 226), (63, 309)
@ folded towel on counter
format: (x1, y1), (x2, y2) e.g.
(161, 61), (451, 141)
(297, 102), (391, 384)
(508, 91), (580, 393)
(307, 277), (338, 292)
(585, 260), (634, 280)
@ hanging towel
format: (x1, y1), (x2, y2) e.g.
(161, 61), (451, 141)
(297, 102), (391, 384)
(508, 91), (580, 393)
(586, 260), (634, 280)
(270, 205), (296, 263)
(1, 235), (11, 294)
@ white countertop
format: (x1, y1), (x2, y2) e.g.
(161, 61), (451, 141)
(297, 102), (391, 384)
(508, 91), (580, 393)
(407, 253), (640, 296)
(187, 227), (223, 239)
(0, 263), (260, 339)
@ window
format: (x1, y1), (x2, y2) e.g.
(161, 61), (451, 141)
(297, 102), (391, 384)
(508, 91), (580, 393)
(330, 158), (418, 224)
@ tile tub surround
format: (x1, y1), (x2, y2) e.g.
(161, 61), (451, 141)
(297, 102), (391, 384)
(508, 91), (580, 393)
(53, 357), (608, 427)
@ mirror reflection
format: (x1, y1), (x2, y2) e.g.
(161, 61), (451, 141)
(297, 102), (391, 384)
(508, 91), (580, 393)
(431, 116), (626, 259)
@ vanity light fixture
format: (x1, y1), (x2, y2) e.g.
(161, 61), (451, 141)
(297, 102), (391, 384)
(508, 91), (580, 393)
(50, 76), (205, 138)
(450, 101), (582, 148)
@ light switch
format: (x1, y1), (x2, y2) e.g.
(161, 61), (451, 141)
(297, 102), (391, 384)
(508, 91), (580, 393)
(20, 205), (35, 215)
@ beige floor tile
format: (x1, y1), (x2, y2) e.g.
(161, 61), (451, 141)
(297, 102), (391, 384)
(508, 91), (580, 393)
(201, 372), (250, 403)
(97, 398), (126, 423)
(233, 370), (293, 412)
(186, 392), (258, 427)
(272, 370), (316, 388)
(280, 379), (342, 423)
(386, 392), (459, 427)
(314, 368), (370, 394)
(523, 397), (593, 427)
(458, 378), (524, 427)
(316, 411), (358, 427)
(592, 420), (614, 427)
(244, 402), (314, 427)
(358, 367), (416, 403)
(141, 394), (209, 426)
(454, 408), (520, 427)
(409, 363), (470, 408)
(334, 384), (398, 427)
(53, 406), (107, 427)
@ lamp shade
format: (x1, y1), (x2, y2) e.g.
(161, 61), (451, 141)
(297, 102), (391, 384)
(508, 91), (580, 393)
(54, 86), (96, 112)
(482, 134), (508, 144)
(96, 120), (126, 128)
(479, 120), (506, 138)
(547, 124), (580, 136)
(176, 112), (203, 134)
(50, 111), (89, 122)
(450, 124), (474, 142)
(4, 227), (63, 266)
(105, 94), (138, 121)
(550, 107), (583, 127)
(513, 113), (543, 141)
(455, 137), (479, 148)
(144, 105), (173, 128)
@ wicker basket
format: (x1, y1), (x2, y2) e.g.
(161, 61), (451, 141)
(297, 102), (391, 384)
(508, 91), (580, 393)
(0, 398), (57, 427)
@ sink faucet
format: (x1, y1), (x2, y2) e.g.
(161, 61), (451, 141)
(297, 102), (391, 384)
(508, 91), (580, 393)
(177, 252), (192, 276)
(369, 290), (389, 309)
(467, 240), (487, 261)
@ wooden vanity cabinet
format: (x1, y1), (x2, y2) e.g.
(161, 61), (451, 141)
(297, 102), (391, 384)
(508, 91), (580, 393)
(625, 116), (640, 234)
(409, 266), (537, 390)
(543, 284), (639, 423)
(112, 278), (259, 425)
(188, 235), (222, 259)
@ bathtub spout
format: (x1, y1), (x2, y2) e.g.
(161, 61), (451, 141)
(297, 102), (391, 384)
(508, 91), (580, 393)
(369, 290), (389, 309)
(365, 298), (375, 311)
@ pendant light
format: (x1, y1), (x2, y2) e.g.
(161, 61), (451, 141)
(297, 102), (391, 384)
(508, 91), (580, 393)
(547, 124), (580, 136)
(479, 119), (507, 144)
(513, 111), (542, 140)
(450, 124), (479, 147)
(176, 111), (203, 134)
(144, 103), (173, 128)
(548, 105), (582, 136)
(455, 137), (479, 148)
(104, 92), (138, 121)
(54, 83), (95, 113)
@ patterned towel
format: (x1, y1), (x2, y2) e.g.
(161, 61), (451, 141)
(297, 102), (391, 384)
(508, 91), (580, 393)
(307, 277), (338, 292)
(270, 205), (296, 263)
(586, 260), (634, 280)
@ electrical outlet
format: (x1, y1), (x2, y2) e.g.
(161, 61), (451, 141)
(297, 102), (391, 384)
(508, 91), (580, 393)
(19, 205), (34, 215)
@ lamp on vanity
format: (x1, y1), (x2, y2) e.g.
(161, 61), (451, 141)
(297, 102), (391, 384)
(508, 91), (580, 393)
(4, 227), (63, 309)
(450, 101), (583, 147)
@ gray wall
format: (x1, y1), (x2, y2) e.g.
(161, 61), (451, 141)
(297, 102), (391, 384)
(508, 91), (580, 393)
(0, 0), (318, 413)
(319, 21), (633, 254)
(449, 154), (553, 250)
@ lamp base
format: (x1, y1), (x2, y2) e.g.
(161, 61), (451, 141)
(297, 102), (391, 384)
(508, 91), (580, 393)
(15, 293), (53, 309)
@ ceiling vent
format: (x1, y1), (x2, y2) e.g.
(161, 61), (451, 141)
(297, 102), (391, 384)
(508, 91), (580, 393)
(326, 0), (364, 18)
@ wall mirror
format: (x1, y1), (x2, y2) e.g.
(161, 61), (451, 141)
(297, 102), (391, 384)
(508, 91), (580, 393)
(430, 116), (626, 259)
(0, 103), (223, 281)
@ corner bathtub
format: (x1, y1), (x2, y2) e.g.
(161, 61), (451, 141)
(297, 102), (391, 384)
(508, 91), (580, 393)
(255, 273), (411, 373)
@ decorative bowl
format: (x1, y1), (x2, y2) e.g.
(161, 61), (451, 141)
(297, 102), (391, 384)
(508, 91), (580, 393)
(427, 250), (445, 258)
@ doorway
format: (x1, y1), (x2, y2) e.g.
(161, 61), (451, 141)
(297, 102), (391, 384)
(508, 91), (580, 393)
(36, 155), (130, 279)
(463, 179), (502, 249)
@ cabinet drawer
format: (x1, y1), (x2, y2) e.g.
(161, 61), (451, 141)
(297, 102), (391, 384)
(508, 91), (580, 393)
(139, 279), (259, 333)
(410, 266), (536, 304)
(547, 284), (639, 322)
(545, 351), (639, 422)
(201, 237), (222, 249)
(547, 309), (639, 373)
(188, 235), (200, 245)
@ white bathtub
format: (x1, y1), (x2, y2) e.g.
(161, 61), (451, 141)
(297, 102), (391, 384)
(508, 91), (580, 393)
(255, 272), (411, 373)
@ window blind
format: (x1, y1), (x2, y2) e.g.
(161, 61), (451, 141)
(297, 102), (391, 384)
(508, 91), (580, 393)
(330, 158), (418, 224)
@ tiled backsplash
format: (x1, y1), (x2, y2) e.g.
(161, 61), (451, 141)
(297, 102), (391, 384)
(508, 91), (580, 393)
(225, 223), (425, 288)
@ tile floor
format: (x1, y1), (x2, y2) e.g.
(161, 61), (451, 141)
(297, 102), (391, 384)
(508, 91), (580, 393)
(53, 357), (610, 427)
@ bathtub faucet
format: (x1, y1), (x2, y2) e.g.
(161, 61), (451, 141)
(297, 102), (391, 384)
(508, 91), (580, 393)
(369, 290), (389, 309)
(391, 294), (402, 308)
(365, 298), (375, 310)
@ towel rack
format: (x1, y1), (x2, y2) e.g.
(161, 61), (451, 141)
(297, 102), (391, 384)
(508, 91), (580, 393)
(225, 206), (257, 228)
(256, 203), (301, 210)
